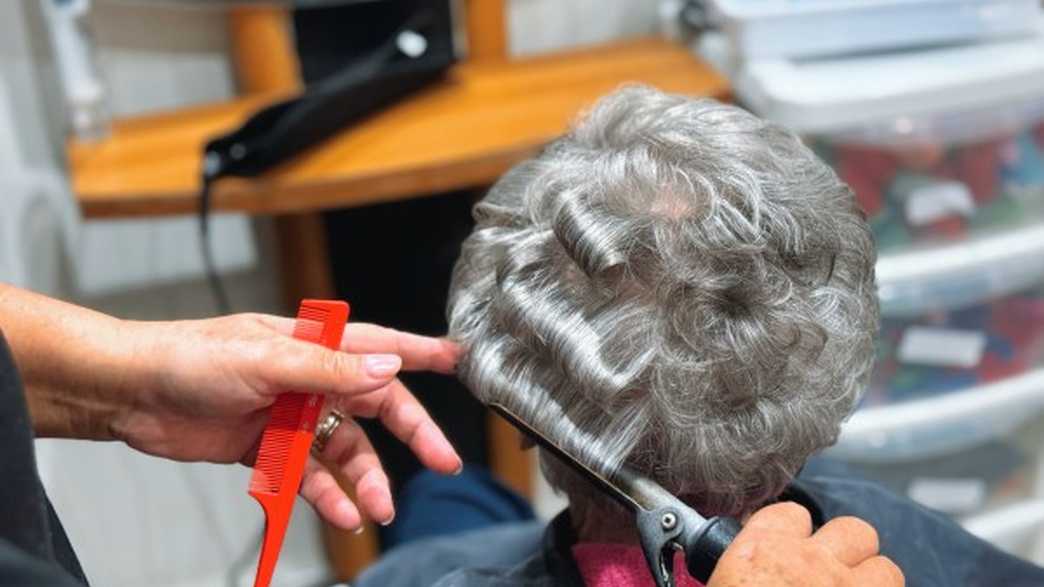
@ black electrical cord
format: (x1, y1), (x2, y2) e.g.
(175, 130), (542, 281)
(199, 152), (232, 315)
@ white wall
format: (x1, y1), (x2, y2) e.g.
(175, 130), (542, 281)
(508, 0), (660, 56)
(0, 1), (661, 585)
(0, 1), (61, 169)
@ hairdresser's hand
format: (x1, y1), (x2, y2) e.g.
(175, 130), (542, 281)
(4, 283), (463, 533)
(707, 503), (903, 587)
(109, 313), (464, 530)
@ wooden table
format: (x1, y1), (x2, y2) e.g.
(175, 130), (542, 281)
(69, 37), (730, 219)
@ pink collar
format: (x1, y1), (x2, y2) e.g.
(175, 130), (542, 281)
(572, 543), (704, 587)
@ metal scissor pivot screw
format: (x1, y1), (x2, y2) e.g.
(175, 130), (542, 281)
(661, 512), (677, 531)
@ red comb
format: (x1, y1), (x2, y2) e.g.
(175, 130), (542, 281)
(248, 299), (350, 587)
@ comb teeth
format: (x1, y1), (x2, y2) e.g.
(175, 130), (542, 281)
(292, 320), (324, 341)
(249, 394), (306, 494)
(294, 304), (331, 342)
(298, 302), (331, 319)
(295, 300), (349, 347)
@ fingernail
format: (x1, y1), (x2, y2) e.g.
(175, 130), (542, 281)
(365, 354), (402, 378)
(380, 512), (395, 526)
(352, 526), (365, 535)
(453, 461), (464, 476)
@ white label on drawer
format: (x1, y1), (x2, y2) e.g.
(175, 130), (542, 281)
(908, 478), (987, 514)
(904, 180), (975, 226)
(898, 326), (986, 368)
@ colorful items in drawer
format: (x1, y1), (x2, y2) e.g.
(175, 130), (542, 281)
(869, 207), (913, 251)
(867, 292), (1044, 406)
(888, 173), (975, 228)
(818, 121), (1044, 251)
(1001, 133), (1044, 193)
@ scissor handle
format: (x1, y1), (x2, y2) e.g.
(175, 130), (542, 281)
(682, 515), (742, 583)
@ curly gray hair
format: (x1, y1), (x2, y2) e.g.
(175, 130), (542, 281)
(447, 85), (878, 518)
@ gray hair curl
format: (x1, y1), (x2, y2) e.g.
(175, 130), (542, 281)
(447, 85), (878, 517)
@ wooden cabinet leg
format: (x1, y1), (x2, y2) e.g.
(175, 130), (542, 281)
(322, 511), (379, 583)
(273, 212), (336, 311)
(489, 412), (535, 499)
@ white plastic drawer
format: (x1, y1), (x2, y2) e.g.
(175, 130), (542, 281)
(832, 287), (1044, 462)
(877, 224), (1044, 317)
(819, 116), (1044, 259)
(832, 371), (1044, 462)
(722, 27), (1044, 302)
(840, 438), (1034, 518)
(835, 418), (1044, 560)
(708, 0), (1042, 60)
(963, 499), (1044, 562)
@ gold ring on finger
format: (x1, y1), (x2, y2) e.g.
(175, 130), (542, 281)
(312, 409), (346, 456)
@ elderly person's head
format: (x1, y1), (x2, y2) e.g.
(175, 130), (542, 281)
(447, 86), (878, 524)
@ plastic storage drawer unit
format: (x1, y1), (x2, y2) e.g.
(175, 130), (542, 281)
(717, 23), (1044, 561)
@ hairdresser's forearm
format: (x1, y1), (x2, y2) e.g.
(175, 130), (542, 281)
(0, 283), (147, 439)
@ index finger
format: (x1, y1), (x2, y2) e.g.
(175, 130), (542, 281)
(256, 315), (459, 374)
(741, 502), (814, 539)
(341, 323), (460, 374)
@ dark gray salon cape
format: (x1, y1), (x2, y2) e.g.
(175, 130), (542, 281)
(0, 333), (88, 586)
(358, 463), (1044, 587)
